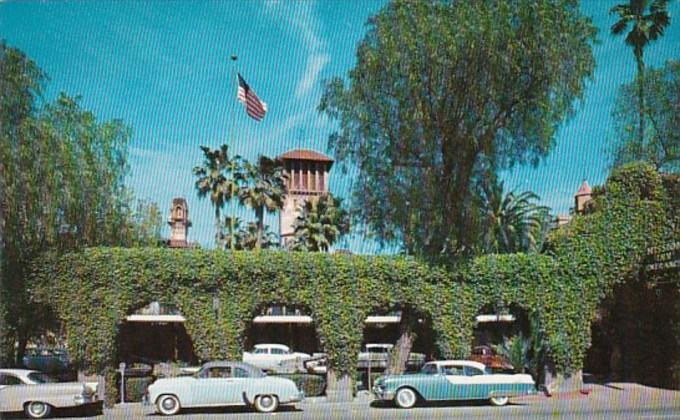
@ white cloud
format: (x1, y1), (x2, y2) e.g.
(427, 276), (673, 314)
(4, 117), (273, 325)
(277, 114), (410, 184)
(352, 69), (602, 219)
(265, 0), (329, 99)
(296, 53), (330, 98)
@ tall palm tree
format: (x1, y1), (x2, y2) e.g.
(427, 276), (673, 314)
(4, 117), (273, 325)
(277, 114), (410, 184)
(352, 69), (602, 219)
(289, 194), (349, 252)
(478, 179), (550, 254)
(239, 155), (286, 249)
(610, 0), (671, 147)
(193, 145), (245, 248)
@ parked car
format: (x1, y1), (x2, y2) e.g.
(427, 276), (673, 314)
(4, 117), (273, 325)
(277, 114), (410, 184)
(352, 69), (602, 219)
(372, 360), (536, 409)
(0, 369), (99, 419)
(145, 361), (304, 415)
(22, 348), (71, 374)
(242, 344), (311, 372)
(357, 344), (426, 370)
(469, 345), (514, 371)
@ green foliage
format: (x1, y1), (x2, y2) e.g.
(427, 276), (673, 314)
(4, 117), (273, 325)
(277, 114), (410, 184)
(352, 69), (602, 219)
(272, 373), (326, 397)
(612, 60), (680, 171)
(610, 0), (671, 148)
(289, 194), (349, 252)
(0, 42), (161, 366)
(491, 334), (531, 374)
(476, 177), (551, 254)
(123, 376), (153, 403)
(27, 163), (675, 402)
(319, 0), (596, 257)
(218, 217), (279, 250)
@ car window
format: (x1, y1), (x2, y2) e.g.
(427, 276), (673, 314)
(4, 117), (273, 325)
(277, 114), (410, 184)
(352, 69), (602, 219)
(441, 366), (464, 376)
(421, 364), (438, 375)
(271, 348), (286, 355)
(27, 372), (55, 383)
(464, 366), (484, 376)
(233, 367), (249, 378)
(0, 374), (23, 385)
(204, 367), (231, 378)
(254, 348), (268, 354)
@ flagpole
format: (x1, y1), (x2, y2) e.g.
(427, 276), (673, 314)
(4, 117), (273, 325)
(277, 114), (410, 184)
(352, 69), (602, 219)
(229, 54), (238, 251)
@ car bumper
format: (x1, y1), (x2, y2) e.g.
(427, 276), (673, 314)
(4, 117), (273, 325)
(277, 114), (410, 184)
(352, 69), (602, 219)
(372, 385), (395, 400)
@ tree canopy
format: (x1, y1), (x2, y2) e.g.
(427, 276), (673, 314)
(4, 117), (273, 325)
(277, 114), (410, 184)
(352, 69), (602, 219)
(319, 0), (596, 258)
(612, 59), (680, 171)
(0, 42), (162, 365)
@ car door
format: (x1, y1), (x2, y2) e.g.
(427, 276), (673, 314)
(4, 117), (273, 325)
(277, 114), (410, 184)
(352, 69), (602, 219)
(0, 373), (23, 411)
(193, 367), (236, 406)
(441, 365), (470, 400)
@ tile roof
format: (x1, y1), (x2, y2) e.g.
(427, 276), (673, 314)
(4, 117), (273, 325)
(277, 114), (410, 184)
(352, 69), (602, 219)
(278, 149), (334, 163)
(575, 180), (592, 196)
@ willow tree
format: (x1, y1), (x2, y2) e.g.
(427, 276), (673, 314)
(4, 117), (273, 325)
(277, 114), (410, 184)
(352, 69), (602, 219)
(319, 0), (595, 373)
(0, 43), (162, 365)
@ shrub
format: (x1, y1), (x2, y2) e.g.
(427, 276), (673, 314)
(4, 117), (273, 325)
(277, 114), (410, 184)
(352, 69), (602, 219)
(273, 373), (326, 397)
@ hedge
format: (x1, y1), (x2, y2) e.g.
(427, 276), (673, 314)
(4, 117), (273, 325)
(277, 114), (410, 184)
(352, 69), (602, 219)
(27, 163), (676, 405)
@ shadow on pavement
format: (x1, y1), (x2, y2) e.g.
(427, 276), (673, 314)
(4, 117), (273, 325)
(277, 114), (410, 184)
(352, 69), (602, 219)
(369, 399), (519, 409)
(144, 405), (302, 416)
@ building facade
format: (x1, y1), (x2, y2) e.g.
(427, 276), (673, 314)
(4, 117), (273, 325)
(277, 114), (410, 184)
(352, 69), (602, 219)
(278, 149), (334, 247)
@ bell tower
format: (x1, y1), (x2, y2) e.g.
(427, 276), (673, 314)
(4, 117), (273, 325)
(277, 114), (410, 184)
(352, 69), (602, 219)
(168, 197), (192, 248)
(278, 149), (334, 247)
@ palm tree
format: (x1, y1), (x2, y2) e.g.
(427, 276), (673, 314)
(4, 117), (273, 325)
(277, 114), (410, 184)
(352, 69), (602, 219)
(610, 0), (671, 147)
(289, 194), (349, 252)
(218, 216), (278, 250)
(193, 145), (244, 220)
(239, 155), (286, 249)
(478, 179), (550, 254)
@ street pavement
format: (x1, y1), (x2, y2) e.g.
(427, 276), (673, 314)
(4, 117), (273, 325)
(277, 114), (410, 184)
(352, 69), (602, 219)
(7, 383), (680, 419)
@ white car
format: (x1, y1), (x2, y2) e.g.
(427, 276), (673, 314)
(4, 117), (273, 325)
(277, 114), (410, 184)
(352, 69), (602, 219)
(0, 369), (99, 418)
(242, 344), (310, 372)
(357, 344), (426, 369)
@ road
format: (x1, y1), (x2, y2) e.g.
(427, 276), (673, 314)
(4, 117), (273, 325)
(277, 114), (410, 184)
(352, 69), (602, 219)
(7, 383), (680, 419)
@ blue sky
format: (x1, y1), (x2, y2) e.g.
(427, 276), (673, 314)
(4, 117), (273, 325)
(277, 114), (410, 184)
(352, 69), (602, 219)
(1, 1), (679, 252)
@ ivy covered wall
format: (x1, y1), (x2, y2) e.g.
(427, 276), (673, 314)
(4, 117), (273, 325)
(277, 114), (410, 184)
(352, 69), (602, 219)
(28, 164), (676, 403)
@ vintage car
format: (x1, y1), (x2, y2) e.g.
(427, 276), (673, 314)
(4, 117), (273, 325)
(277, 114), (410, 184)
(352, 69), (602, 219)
(372, 360), (536, 409)
(0, 369), (99, 419)
(357, 343), (426, 370)
(146, 361), (304, 415)
(469, 345), (514, 371)
(242, 343), (311, 372)
(22, 348), (71, 374)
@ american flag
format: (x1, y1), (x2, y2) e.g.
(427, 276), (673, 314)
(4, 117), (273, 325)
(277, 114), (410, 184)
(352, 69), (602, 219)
(237, 73), (268, 121)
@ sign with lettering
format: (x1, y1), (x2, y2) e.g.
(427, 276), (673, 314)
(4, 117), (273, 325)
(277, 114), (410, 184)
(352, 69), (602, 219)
(645, 241), (680, 272)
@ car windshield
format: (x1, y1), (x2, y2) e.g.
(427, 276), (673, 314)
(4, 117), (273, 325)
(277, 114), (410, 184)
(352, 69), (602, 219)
(27, 372), (56, 383)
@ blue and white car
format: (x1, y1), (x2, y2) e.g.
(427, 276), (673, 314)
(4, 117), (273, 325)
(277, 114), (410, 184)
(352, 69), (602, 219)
(146, 361), (304, 415)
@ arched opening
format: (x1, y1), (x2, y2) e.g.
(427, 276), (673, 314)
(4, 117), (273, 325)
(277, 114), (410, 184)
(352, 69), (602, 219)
(358, 307), (434, 391)
(116, 301), (197, 368)
(472, 303), (529, 374)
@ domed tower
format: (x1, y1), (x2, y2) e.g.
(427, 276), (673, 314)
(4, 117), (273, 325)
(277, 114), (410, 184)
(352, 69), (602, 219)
(278, 149), (334, 247)
(168, 197), (192, 248)
(574, 180), (592, 214)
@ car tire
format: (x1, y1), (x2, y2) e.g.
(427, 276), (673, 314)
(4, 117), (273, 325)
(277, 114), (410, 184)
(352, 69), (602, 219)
(24, 401), (52, 419)
(394, 387), (417, 409)
(156, 394), (181, 416)
(490, 396), (509, 406)
(254, 394), (279, 413)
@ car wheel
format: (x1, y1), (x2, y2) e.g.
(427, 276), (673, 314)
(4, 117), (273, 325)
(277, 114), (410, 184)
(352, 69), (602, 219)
(254, 394), (279, 413)
(156, 394), (181, 416)
(490, 396), (509, 406)
(25, 401), (52, 419)
(394, 387), (417, 409)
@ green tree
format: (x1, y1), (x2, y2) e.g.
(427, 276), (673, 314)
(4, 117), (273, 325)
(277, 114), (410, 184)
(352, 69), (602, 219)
(319, 0), (596, 259)
(193, 145), (245, 220)
(239, 156), (286, 250)
(0, 43), (161, 365)
(610, 0), (671, 148)
(612, 59), (680, 171)
(218, 216), (278, 250)
(477, 178), (550, 254)
(289, 194), (349, 252)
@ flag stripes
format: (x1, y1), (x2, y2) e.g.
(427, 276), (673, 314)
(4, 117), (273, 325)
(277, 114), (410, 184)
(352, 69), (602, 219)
(237, 73), (267, 121)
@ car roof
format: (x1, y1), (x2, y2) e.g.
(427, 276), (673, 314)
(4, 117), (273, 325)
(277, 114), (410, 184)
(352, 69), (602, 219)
(366, 343), (393, 348)
(201, 361), (265, 377)
(254, 343), (289, 350)
(430, 360), (487, 371)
